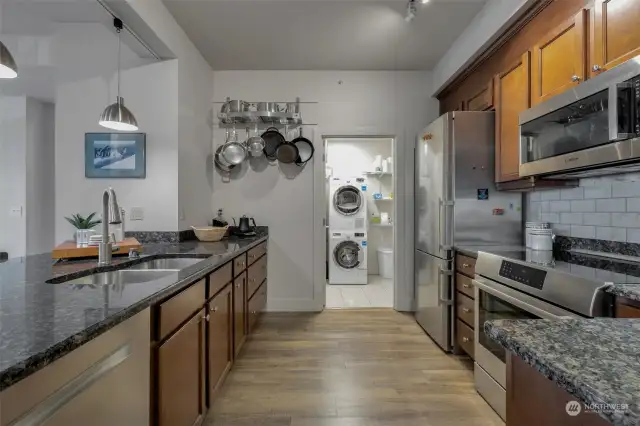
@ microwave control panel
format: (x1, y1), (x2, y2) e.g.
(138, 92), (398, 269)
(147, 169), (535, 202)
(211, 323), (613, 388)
(499, 261), (547, 290)
(634, 77), (640, 135)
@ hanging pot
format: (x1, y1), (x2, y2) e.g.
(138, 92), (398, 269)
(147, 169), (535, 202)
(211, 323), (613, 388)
(291, 127), (314, 166)
(246, 125), (265, 157)
(215, 145), (237, 173)
(275, 126), (298, 164)
(261, 127), (285, 160)
(221, 126), (247, 165)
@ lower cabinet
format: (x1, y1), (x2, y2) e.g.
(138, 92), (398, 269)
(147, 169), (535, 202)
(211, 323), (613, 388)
(208, 283), (233, 401)
(615, 297), (640, 317)
(233, 273), (247, 357)
(158, 309), (206, 426)
(248, 281), (268, 333)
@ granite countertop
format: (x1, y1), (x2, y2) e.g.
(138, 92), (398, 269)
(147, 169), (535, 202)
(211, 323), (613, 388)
(0, 231), (268, 391)
(607, 284), (640, 302)
(485, 318), (640, 426)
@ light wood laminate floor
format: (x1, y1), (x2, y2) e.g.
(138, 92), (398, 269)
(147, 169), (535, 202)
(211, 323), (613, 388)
(206, 309), (504, 426)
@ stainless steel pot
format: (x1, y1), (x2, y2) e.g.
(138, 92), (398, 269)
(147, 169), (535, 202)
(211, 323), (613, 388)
(221, 127), (247, 165)
(246, 125), (265, 157)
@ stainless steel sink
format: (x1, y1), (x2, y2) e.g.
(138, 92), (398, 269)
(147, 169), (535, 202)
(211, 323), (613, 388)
(62, 270), (176, 286)
(127, 257), (204, 271)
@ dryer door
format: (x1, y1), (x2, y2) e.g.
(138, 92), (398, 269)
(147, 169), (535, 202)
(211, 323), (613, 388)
(333, 240), (361, 269)
(333, 185), (362, 216)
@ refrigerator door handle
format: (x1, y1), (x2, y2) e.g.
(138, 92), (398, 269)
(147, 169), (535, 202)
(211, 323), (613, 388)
(439, 198), (453, 251)
(437, 266), (453, 305)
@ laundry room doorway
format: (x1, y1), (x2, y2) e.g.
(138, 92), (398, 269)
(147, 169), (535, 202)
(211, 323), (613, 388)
(323, 136), (396, 309)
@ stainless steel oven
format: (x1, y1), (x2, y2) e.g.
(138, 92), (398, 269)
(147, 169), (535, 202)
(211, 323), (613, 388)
(472, 276), (581, 420)
(519, 55), (640, 178)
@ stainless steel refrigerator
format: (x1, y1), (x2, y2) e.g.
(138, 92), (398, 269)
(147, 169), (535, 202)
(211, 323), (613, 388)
(415, 111), (522, 351)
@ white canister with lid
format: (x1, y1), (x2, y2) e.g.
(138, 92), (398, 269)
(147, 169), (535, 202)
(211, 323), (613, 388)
(526, 222), (551, 248)
(529, 228), (554, 251)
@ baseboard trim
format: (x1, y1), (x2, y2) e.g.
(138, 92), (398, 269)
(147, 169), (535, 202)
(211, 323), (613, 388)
(266, 298), (323, 312)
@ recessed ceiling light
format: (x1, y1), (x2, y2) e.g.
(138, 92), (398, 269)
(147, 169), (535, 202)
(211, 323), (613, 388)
(421, 0), (430, 3)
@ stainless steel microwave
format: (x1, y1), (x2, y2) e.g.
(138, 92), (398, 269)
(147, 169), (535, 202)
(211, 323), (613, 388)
(519, 56), (640, 178)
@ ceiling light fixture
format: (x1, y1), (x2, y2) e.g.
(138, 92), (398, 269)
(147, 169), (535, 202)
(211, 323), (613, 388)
(0, 41), (18, 79)
(421, 0), (430, 3)
(99, 18), (138, 132)
(405, 0), (417, 22)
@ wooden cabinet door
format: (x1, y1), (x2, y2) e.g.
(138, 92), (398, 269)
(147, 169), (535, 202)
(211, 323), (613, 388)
(531, 9), (587, 105)
(591, 0), (640, 77)
(158, 309), (206, 426)
(208, 284), (233, 401)
(233, 273), (247, 357)
(616, 299), (640, 317)
(464, 79), (494, 111)
(494, 52), (531, 183)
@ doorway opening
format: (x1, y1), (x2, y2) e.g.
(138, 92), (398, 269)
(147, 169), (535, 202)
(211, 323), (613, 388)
(323, 136), (395, 309)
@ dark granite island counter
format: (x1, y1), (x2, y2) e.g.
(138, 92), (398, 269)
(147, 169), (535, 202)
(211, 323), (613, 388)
(485, 318), (640, 426)
(0, 232), (268, 391)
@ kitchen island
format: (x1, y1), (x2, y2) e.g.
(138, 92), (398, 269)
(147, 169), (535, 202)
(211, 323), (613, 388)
(0, 230), (268, 426)
(485, 318), (640, 426)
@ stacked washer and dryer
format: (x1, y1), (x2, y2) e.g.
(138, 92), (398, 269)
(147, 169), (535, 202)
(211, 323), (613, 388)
(328, 177), (368, 285)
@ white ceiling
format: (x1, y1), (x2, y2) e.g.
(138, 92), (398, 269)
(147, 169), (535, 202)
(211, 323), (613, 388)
(162, 0), (487, 71)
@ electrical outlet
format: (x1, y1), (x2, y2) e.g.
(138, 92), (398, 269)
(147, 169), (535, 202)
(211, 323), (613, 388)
(130, 207), (144, 221)
(9, 206), (22, 218)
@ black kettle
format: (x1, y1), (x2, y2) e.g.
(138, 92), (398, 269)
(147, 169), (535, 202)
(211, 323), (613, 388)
(235, 215), (256, 234)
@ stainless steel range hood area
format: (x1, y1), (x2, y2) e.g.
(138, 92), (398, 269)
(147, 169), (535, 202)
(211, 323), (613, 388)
(519, 55), (640, 180)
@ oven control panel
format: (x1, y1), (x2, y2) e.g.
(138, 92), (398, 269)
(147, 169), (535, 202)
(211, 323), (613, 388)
(499, 261), (547, 289)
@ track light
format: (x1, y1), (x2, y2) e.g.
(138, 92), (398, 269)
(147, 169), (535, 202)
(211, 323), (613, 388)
(0, 41), (18, 79)
(99, 18), (138, 131)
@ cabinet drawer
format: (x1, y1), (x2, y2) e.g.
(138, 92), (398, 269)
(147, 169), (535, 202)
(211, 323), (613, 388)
(158, 279), (206, 341)
(248, 281), (267, 333)
(456, 292), (475, 328)
(456, 254), (476, 277)
(234, 253), (247, 277)
(209, 262), (232, 298)
(456, 273), (474, 299)
(456, 319), (474, 359)
(247, 255), (267, 298)
(247, 242), (267, 266)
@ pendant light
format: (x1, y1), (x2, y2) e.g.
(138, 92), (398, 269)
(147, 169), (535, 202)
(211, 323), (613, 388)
(0, 41), (18, 79)
(99, 18), (138, 131)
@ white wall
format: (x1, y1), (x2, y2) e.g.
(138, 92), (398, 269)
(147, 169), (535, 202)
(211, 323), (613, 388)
(25, 99), (55, 255)
(326, 137), (394, 274)
(212, 71), (439, 311)
(54, 60), (180, 243)
(0, 97), (27, 257)
(431, 0), (535, 95)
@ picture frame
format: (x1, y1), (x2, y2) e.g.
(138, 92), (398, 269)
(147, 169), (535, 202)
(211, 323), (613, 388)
(85, 133), (146, 178)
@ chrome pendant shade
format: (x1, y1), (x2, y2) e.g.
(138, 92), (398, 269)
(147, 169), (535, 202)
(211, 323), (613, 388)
(0, 41), (18, 79)
(99, 96), (138, 131)
(99, 18), (138, 131)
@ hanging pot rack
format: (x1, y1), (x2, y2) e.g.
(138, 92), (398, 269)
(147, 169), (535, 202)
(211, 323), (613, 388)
(214, 97), (318, 129)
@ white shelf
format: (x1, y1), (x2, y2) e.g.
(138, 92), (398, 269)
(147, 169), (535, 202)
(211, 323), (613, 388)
(363, 171), (392, 176)
(373, 197), (394, 201)
(371, 223), (393, 227)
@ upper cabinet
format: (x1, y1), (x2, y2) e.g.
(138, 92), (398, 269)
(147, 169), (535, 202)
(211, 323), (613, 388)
(494, 52), (531, 183)
(464, 79), (494, 111)
(531, 9), (587, 105)
(591, 0), (640, 77)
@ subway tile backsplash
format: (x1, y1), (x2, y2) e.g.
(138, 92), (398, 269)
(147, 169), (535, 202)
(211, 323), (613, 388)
(527, 173), (640, 243)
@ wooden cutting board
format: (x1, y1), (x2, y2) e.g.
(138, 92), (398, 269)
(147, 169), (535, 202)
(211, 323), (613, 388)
(52, 238), (142, 260)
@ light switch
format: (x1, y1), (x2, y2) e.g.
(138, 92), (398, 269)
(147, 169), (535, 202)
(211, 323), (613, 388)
(130, 207), (144, 221)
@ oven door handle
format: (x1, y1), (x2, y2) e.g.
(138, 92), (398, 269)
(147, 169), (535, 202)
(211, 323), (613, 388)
(472, 279), (576, 320)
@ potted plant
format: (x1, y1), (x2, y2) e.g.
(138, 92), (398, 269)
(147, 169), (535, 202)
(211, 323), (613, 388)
(65, 213), (102, 246)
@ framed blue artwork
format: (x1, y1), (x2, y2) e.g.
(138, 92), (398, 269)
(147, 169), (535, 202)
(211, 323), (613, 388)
(85, 133), (146, 178)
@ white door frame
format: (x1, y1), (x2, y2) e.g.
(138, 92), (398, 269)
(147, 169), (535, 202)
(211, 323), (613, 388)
(315, 134), (410, 311)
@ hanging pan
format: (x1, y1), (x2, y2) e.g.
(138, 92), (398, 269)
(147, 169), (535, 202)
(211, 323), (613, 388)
(292, 128), (314, 166)
(276, 126), (299, 164)
(261, 127), (285, 160)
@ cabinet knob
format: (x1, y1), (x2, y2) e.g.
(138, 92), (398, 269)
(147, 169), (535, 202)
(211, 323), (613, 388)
(571, 75), (581, 82)
(462, 283), (470, 289)
(462, 337), (471, 343)
(592, 64), (602, 72)
(204, 314), (210, 321)
(236, 283), (240, 288)
(462, 263), (470, 268)
(249, 278), (255, 283)
(211, 306), (218, 312)
(462, 308), (471, 313)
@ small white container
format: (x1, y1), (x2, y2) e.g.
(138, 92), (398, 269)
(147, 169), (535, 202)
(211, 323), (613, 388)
(526, 222), (551, 248)
(382, 160), (389, 173)
(377, 247), (394, 279)
(380, 212), (390, 224)
(529, 228), (554, 251)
